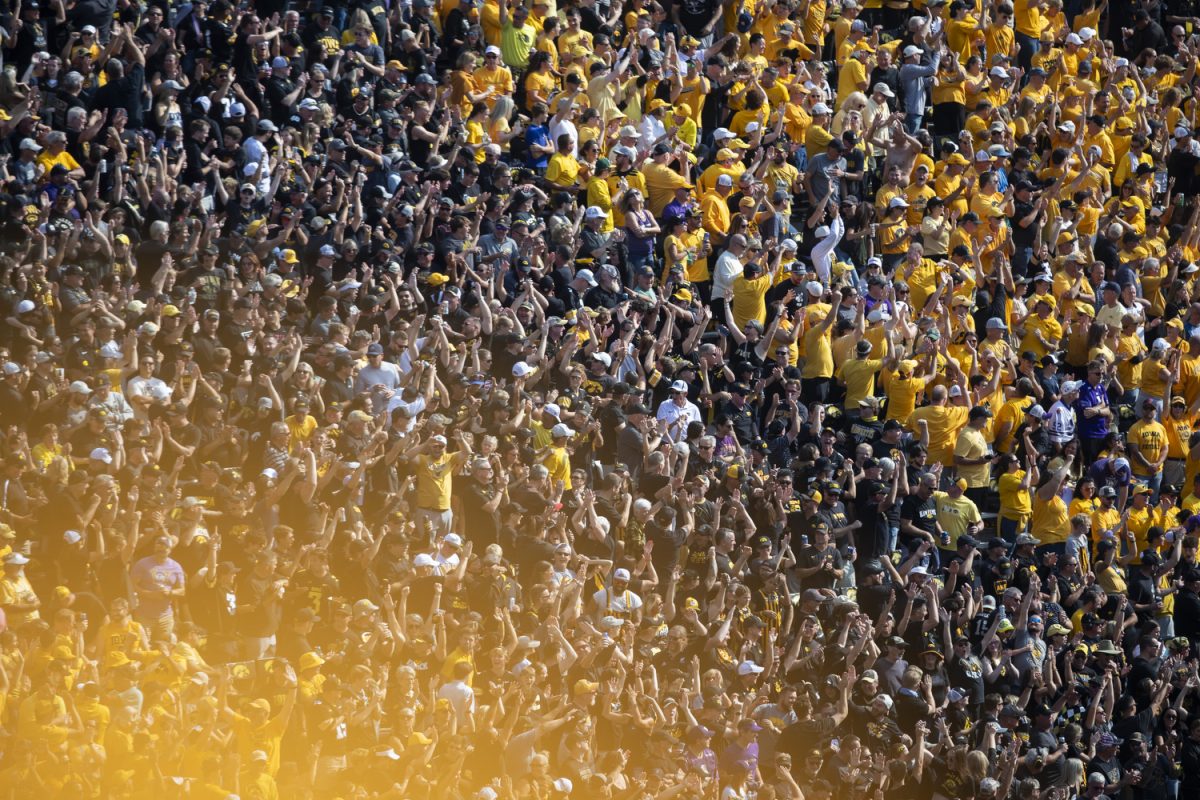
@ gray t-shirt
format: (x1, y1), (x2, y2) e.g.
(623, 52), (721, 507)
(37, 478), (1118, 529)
(807, 152), (847, 204)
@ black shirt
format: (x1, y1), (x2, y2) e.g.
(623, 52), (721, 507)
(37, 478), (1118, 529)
(900, 492), (938, 544)
(90, 63), (146, 129)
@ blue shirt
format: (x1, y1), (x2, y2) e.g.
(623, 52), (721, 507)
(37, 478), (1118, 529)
(899, 51), (941, 116)
(1074, 380), (1111, 439)
(525, 124), (551, 169)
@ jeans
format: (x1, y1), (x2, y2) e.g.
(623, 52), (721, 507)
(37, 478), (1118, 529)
(1011, 246), (1034, 280)
(999, 516), (1025, 543)
(904, 112), (924, 134)
(1015, 32), (1039, 73)
(417, 507), (453, 541)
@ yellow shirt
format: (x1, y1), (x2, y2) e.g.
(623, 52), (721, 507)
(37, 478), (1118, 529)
(883, 371), (928, 422)
(1128, 419), (1168, 477)
(36, 150), (81, 174)
(1032, 494), (1070, 544)
(232, 712), (288, 776)
(907, 404), (971, 465)
(607, 169), (646, 229)
(1164, 410), (1197, 459)
(415, 452), (460, 511)
(998, 471), (1032, 519)
(1091, 505), (1121, 546)
(731, 274), (773, 329)
(700, 192), (732, 240)
(994, 396), (1034, 454)
(837, 56), (869, 107)
(937, 492), (983, 545)
(586, 175), (615, 231)
(472, 64), (515, 107)
(524, 69), (558, 110)
(1020, 314), (1062, 360)
(285, 414), (317, 451)
(1116, 332), (1147, 390)
(1126, 504), (1166, 560)
(0, 572), (40, 626)
(1014, 0), (1047, 37)
(642, 161), (691, 216)
(545, 152), (580, 188)
(543, 445), (572, 490)
(954, 425), (992, 488)
(840, 358), (884, 410)
(802, 323), (835, 379)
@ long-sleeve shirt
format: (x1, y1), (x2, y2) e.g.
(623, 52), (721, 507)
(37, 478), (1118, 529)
(1045, 400), (1076, 444)
(898, 51), (941, 116)
(811, 216), (845, 284)
(1074, 380), (1111, 439)
(713, 250), (744, 299)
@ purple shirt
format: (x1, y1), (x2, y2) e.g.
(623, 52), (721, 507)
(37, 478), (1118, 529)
(1074, 380), (1110, 439)
(131, 556), (185, 620)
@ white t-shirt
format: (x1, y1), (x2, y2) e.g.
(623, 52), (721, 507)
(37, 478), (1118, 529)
(591, 586), (643, 619)
(656, 397), (702, 442)
(126, 376), (172, 420)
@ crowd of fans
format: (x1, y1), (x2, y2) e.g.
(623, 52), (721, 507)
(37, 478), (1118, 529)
(7, 0), (1200, 797)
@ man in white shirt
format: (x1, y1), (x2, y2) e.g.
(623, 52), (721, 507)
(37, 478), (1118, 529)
(125, 355), (173, 421)
(433, 533), (463, 574)
(355, 342), (403, 416)
(437, 660), (476, 726)
(713, 233), (748, 315)
(1046, 383), (1079, 445)
(656, 380), (702, 443)
(242, 119), (277, 193)
(590, 568), (643, 623)
(548, 97), (578, 158)
(811, 214), (845, 284)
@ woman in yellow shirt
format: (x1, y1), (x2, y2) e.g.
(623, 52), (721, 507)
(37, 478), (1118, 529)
(802, 289), (844, 400)
(450, 52), (490, 116)
(586, 157), (618, 232)
(997, 453), (1034, 539)
(523, 51), (558, 111)
(1031, 457), (1074, 549)
(544, 133), (582, 190)
(1069, 476), (1100, 520)
(465, 102), (490, 163)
